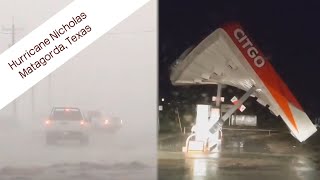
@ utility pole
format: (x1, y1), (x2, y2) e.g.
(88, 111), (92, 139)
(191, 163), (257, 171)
(1, 17), (24, 121)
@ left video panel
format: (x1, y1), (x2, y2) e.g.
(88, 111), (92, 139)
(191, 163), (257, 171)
(0, 0), (157, 179)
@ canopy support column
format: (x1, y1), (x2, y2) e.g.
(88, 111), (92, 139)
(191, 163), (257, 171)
(215, 83), (222, 107)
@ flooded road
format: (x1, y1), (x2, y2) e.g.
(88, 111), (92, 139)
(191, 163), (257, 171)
(158, 130), (320, 180)
(0, 127), (156, 180)
(0, 162), (155, 180)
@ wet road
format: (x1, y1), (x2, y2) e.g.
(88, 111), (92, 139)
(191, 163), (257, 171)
(158, 130), (320, 180)
(0, 162), (155, 180)
(0, 127), (156, 179)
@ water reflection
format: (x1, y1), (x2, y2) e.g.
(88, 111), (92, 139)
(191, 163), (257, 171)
(292, 155), (316, 180)
(192, 159), (207, 177)
(186, 153), (220, 179)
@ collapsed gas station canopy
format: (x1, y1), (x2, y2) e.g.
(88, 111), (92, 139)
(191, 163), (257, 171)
(170, 22), (316, 142)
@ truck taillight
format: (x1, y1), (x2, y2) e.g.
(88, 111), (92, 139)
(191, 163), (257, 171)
(80, 120), (86, 126)
(104, 120), (109, 125)
(45, 120), (51, 125)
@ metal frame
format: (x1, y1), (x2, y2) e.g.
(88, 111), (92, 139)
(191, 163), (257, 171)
(183, 85), (256, 153)
(210, 86), (256, 134)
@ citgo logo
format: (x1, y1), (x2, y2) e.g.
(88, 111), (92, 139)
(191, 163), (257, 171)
(233, 28), (265, 68)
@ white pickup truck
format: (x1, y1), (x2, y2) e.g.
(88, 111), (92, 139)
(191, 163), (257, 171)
(44, 107), (90, 145)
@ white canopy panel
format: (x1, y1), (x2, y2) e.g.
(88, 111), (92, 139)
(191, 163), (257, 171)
(170, 22), (316, 142)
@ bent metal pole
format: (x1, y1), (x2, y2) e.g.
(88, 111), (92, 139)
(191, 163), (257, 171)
(210, 86), (256, 134)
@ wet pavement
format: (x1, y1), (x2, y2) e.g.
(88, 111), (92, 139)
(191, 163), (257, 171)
(0, 162), (155, 180)
(0, 127), (156, 180)
(158, 130), (320, 180)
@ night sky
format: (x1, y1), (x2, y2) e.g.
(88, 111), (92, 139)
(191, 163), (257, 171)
(159, 0), (320, 118)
